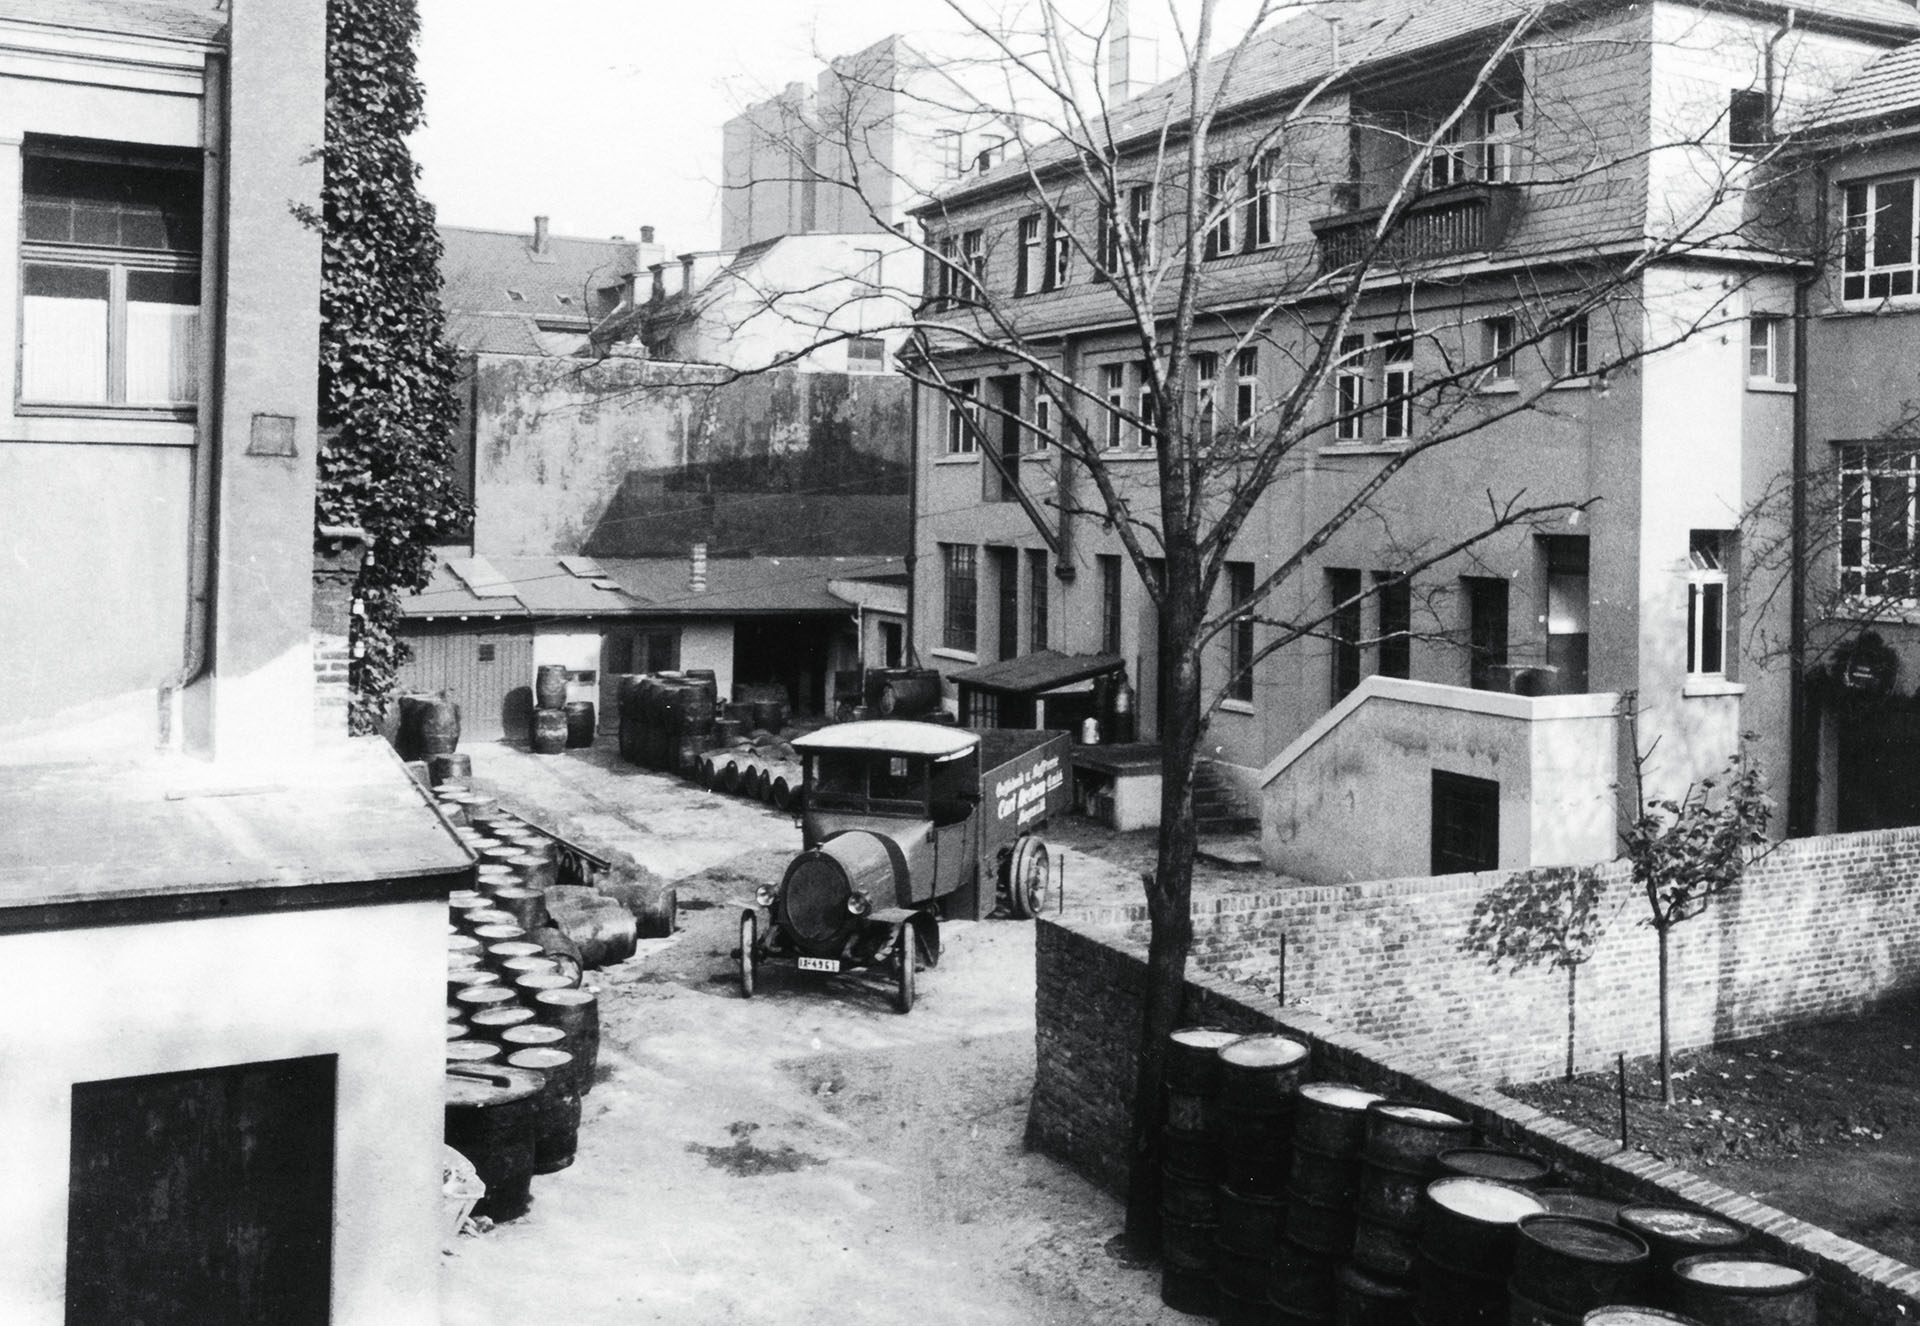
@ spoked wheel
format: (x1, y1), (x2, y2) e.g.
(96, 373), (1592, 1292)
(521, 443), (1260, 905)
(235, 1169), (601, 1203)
(1008, 836), (1050, 920)
(894, 922), (915, 1015)
(738, 910), (757, 999)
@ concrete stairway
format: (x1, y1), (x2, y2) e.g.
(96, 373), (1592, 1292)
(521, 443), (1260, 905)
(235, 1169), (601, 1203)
(1193, 760), (1259, 836)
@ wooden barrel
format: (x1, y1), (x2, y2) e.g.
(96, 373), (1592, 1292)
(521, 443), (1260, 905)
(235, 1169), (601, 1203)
(1273, 1237), (1339, 1317)
(454, 984), (519, 1017)
(1338, 1260), (1417, 1326)
(874, 669), (942, 718)
(616, 675), (645, 762)
(502, 956), (559, 982)
(446, 950), (483, 973)
(1218, 1034), (1310, 1113)
(1353, 1214), (1420, 1280)
(696, 754), (717, 788)
(1291, 1140), (1363, 1206)
(679, 675), (717, 735)
(515, 971), (577, 1001)
(470, 1005), (536, 1039)
(447, 932), (482, 953)
(492, 887), (548, 932)
(1219, 1109), (1291, 1197)
(563, 701), (596, 748)
(445, 1039), (503, 1066)
(717, 757), (743, 795)
(712, 716), (745, 745)
(533, 987), (599, 1094)
(1671, 1257), (1812, 1326)
(524, 923), (585, 985)
(1412, 1247), (1504, 1326)
(1160, 1124), (1223, 1182)
(429, 752), (473, 787)
(447, 970), (495, 999)
(412, 694), (460, 757)
(445, 1064), (544, 1221)
(1618, 1207), (1747, 1296)
(1285, 1186), (1357, 1254)
(1436, 1148), (1551, 1189)
(1216, 1185), (1286, 1256)
(478, 843), (522, 866)
(530, 707), (568, 755)
(1213, 1242), (1276, 1312)
(1159, 1208), (1218, 1281)
(1417, 1177), (1545, 1276)
(1166, 1086), (1211, 1135)
(674, 735), (704, 777)
(1296, 1081), (1383, 1156)
(549, 896), (637, 967)
(1357, 1161), (1427, 1228)
(1538, 1191), (1625, 1224)
(1160, 1168), (1217, 1224)
(1161, 1265), (1217, 1317)
(506, 1046), (581, 1174)
(597, 876), (678, 939)
(446, 1021), (468, 1041)
(1364, 1102), (1471, 1170)
(1166, 1026), (1242, 1096)
(472, 920), (526, 942)
(749, 696), (789, 732)
(485, 941), (544, 969)
(769, 766), (796, 810)
(534, 664), (568, 711)
(1512, 1214), (1652, 1318)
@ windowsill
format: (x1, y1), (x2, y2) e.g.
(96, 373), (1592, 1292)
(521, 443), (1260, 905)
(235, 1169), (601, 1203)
(1319, 440), (1409, 457)
(935, 453), (980, 465)
(1219, 699), (1255, 715)
(931, 647), (978, 664)
(1094, 448), (1159, 462)
(1833, 296), (1920, 317)
(1478, 380), (1520, 395)
(1682, 676), (1747, 698)
(1547, 377), (1593, 392)
(2, 414), (198, 447)
(1746, 380), (1797, 395)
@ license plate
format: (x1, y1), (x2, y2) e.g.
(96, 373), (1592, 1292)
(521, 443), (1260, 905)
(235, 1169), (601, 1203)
(797, 956), (840, 973)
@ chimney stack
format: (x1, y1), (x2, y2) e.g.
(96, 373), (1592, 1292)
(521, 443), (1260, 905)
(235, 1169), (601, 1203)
(533, 215), (550, 254)
(689, 542), (708, 594)
(1107, 0), (1158, 105)
(640, 224), (655, 244)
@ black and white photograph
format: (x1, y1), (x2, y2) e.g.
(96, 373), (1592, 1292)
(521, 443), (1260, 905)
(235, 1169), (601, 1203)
(1, 0), (1917, 1321)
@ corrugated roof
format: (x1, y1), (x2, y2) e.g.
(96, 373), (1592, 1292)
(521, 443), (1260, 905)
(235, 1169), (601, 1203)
(439, 224), (640, 353)
(0, 0), (225, 43)
(401, 553), (907, 620)
(1804, 39), (1920, 130)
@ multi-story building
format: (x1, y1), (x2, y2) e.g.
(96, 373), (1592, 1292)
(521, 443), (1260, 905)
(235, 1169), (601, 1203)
(908, 0), (1918, 874)
(0, 4), (464, 1320)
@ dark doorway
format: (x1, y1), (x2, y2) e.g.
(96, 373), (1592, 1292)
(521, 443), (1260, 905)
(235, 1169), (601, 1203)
(1431, 770), (1500, 874)
(1464, 576), (1509, 690)
(734, 616), (844, 715)
(879, 620), (903, 669)
(988, 376), (1021, 503)
(990, 546), (1018, 661)
(67, 1054), (337, 1326)
(1837, 710), (1920, 831)
(1542, 536), (1590, 693)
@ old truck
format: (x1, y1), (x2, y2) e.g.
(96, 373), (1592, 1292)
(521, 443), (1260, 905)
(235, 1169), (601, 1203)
(738, 721), (1071, 1012)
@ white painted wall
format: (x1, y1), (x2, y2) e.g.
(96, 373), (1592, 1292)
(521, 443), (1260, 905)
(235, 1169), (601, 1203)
(0, 898), (446, 1325)
(680, 620), (735, 699)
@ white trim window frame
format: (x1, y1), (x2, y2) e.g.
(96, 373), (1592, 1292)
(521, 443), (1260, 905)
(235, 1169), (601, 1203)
(1047, 211), (1072, 289)
(1334, 334), (1367, 440)
(1193, 351), (1218, 439)
(1559, 313), (1591, 379)
(1205, 164), (1237, 259)
(1102, 363), (1126, 449)
(1137, 362), (1158, 449)
(1839, 443), (1920, 604)
(1485, 315), (1516, 382)
(1247, 150), (1280, 249)
(1842, 175), (1918, 305)
(961, 228), (984, 302)
(945, 380), (979, 455)
(1747, 314), (1793, 387)
(1234, 347), (1258, 429)
(1017, 213), (1042, 296)
(1128, 184), (1155, 269)
(1029, 373), (1052, 451)
(1686, 531), (1729, 676)
(1380, 333), (1414, 440)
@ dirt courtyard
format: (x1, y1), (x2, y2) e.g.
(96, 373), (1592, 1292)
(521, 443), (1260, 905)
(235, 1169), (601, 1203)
(440, 743), (1196, 1326)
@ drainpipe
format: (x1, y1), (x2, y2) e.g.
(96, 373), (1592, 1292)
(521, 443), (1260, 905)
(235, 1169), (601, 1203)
(158, 50), (228, 750)
(906, 360), (920, 665)
(1786, 159), (1822, 836)
(1055, 334), (1080, 583)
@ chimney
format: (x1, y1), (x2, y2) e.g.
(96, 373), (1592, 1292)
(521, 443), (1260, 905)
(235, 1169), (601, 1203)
(533, 215), (550, 254)
(689, 542), (708, 594)
(1107, 0), (1158, 104)
(640, 224), (655, 244)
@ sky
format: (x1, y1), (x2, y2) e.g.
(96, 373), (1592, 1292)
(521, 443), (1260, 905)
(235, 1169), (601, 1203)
(412, 0), (982, 253)
(410, 0), (1224, 255)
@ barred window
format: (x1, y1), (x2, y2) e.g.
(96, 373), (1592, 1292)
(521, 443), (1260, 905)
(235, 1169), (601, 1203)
(1839, 445), (1920, 603)
(942, 543), (979, 652)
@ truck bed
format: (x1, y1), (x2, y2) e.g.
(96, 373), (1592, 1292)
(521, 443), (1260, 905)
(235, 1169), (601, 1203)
(976, 728), (1073, 860)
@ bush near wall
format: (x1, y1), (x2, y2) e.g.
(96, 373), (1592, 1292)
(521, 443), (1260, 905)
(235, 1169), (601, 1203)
(1030, 913), (1920, 1325)
(1082, 827), (1920, 1085)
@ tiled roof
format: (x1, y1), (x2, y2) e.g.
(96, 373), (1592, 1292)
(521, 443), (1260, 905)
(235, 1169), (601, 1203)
(402, 553), (906, 620)
(0, 0), (225, 43)
(439, 224), (640, 352)
(1803, 39), (1920, 130)
(949, 650), (1125, 694)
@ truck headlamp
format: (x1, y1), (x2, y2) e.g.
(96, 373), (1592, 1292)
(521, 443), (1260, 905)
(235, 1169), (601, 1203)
(755, 884), (777, 908)
(846, 890), (872, 917)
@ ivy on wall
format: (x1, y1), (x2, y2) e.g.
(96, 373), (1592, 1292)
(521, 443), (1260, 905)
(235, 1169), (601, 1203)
(312, 0), (467, 733)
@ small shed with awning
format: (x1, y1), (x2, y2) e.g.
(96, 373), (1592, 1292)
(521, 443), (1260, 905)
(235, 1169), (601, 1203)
(947, 650), (1124, 731)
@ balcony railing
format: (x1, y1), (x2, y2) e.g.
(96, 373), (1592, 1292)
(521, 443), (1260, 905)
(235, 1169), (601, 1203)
(1311, 182), (1522, 274)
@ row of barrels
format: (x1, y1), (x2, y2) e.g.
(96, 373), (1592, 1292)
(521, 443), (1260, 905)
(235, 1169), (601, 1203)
(696, 749), (805, 810)
(617, 671), (722, 771)
(1157, 1026), (1816, 1326)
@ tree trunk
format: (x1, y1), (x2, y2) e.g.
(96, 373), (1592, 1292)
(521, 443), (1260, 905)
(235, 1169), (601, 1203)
(1122, 596), (1203, 1256)
(1656, 923), (1674, 1105)
(1565, 963), (1578, 1082)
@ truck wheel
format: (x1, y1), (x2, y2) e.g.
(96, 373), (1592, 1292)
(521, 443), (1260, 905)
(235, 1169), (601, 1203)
(738, 911), (757, 999)
(894, 922), (915, 1014)
(1008, 836), (1050, 919)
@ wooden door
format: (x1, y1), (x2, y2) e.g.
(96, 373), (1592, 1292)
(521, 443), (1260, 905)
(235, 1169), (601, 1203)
(67, 1055), (336, 1326)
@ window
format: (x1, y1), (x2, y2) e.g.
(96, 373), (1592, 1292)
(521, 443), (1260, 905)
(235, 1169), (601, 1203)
(1377, 573), (1411, 679)
(1028, 549), (1050, 651)
(1747, 315), (1792, 387)
(1194, 351), (1218, 438)
(1247, 150), (1280, 249)
(1328, 568), (1362, 702)
(856, 247), (885, 292)
(1234, 348), (1258, 427)
(1482, 102), (1522, 182)
(1205, 164), (1237, 259)
(847, 336), (887, 372)
(942, 544), (978, 652)
(1484, 316), (1516, 382)
(1048, 213), (1073, 289)
(1128, 184), (1155, 268)
(1559, 314), (1591, 379)
(1017, 214), (1043, 295)
(961, 228), (984, 301)
(1099, 554), (1124, 654)
(1432, 771), (1501, 874)
(1464, 576), (1509, 691)
(1227, 561), (1255, 703)
(931, 235), (958, 307)
(1103, 364), (1126, 449)
(1380, 333), (1414, 439)
(1029, 375), (1053, 450)
(1842, 176), (1918, 303)
(945, 380), (978, 454)
(1687, 531), (1729, 677)
(1543, 535), (1591, 693)
(1839, 444), (1920, 602)
(1431, 118), (1475, 189)
(477, 643), (497, 663)
(992, 546), (1019, 660)
(1729, 89), (1769, 156)
(21, 143), (202, 411)
(1335, 334), (1366, 440)
(1137, 362), (1159, 449)
(1097, 205), (1122, 279)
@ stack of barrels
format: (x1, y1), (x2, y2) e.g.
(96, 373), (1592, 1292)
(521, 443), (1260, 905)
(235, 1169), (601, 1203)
(618, 671), (719, 773)
(531, 664), (570, 755)
(1213, 1035), (1310, 1326)
(1161, 1027), (1244, 1315)
(394, 690), (461, 763)
(1283, 1081), (1383, 1324)
(1354, 1103), (1472, 1289)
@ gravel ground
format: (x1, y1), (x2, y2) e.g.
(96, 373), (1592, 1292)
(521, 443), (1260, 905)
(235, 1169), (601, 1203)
(439, 740), (1237, 1326)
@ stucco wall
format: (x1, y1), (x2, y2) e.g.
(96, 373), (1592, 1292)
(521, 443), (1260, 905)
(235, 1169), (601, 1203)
(0, 897), (447, 1325)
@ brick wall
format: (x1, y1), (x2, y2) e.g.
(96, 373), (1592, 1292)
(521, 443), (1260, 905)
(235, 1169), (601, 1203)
(312, 528), (366, 740)
(1031, 913), (1920, 1325)
(1077, 827), (1920, 1085)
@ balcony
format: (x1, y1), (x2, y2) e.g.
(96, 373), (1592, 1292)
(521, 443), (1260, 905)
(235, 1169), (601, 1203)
(1311, 182), (1523, 274)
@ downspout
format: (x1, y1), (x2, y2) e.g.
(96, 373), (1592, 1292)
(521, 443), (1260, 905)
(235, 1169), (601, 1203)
(905, 359), (920, 665)
(157, 50), (228, 750)
(1055, 334), (1080, 583)
(1786, 159), (1822, 836)
(1762, 10), (1795, 126)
